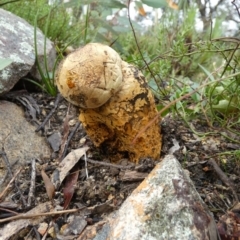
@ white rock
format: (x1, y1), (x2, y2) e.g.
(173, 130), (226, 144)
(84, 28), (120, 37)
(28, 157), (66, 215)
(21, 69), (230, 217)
(94, 155), (218, 240)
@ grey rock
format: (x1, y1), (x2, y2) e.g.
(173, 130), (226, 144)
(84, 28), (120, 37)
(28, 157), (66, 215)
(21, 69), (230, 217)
(0, 9), (56, 95)
(94, 155), (218, 240)
(47, 131), (62, 152)
(0, 101), (51, 191)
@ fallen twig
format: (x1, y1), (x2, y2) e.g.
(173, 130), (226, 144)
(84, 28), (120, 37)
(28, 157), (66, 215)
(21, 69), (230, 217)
(35, 93), (62, 132)
(84, 152), (89, 179)
(27, 159), (36, 207)
(61, 122), (81, 161)
(58, 104), (70, 161)
(208, 158), (239, 202)
(0, 168), (22, 203)
(32, 226), (41, 240)
(87, 158), (132, 170)
(0, 147), (13, 178)
(41, 221), (53, 240)
(121, 170), (148, 182)
(0, 148), (26, 206)
(0, 207), (86, 224)
(0, 207), (18, 216)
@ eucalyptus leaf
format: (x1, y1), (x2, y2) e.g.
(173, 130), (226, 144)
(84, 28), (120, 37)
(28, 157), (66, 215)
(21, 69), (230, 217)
(198, 64), (215, 82)
(212, 99), (237, 110)
(135, 1), (143, 8)
(112, 25), (130, 32)
(63, 0), (94, 8)
(0, 58), (12, 71)
(101, 0), (126, 9)
(141, 0), (167, 8)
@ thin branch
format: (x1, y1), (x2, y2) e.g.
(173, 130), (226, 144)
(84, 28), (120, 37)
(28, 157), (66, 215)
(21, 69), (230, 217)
(208, 158), (239, 202)
(0, 0), (20, 7)
(35, 93), (62, 132)
(231, 0), (240, 19)
(0, 207), (18, 215)
(127, 0), (165, 95)
(58, 104), (70, 161)
(0, 148), (26, 206)
(61, 122), (81, 161)
(0, 207), (86, 224)
(87, 158), (132, 169)
(0, 168), (22, 202)
(132, 71), (240, 144)
(27, 159), (36, 207)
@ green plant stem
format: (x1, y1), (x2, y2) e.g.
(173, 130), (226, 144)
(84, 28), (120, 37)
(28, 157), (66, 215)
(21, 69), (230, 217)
(133, 71), (240, 144)
(84, 5), (90, 45)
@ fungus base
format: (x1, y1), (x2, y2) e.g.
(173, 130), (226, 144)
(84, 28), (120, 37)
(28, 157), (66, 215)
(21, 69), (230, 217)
(79, 62), (162, 163)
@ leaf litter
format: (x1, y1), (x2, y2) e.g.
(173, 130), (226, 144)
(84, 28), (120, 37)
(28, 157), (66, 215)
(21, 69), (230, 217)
(0, 92), (240, 239)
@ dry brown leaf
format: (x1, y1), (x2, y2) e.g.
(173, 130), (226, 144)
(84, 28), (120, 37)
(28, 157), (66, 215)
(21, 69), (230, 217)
(51, 146), (89, 188)
(63, 167), (79, 209)
(41, 169), (55, 200)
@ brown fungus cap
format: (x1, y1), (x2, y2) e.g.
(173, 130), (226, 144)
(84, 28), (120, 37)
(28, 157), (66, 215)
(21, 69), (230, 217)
(56, 43), (123, 108)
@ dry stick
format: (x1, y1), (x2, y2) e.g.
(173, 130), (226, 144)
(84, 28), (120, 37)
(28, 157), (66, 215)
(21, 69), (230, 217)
(27, 159), (36, 207)
(0, 207), (19, 216)
(0, 207), (86, 224)
(0, 148), (26, 206)
(61, 122), (81, 161)
(32, 227), (41, 240)
(59, 104), (70, 162)
(0, 171), (8, 187)
(231, 0), (240, 18)
(132, 71), (240, 144)
(0, 168), (22, 201)
(208, 158), (239, 202)
(0, 0), (21, 7)
(0, 147), (13, 178)
(145, 46), (240, 69)
(87, 158), (132, 170)
(42, 221), (53, 240)
(212, 39), (240, 78)
(35, 93), (62, 132)
(84, 152), (89, 179)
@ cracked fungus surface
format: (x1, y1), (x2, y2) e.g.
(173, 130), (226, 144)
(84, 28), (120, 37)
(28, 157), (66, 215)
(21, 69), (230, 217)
(56, 43), (162, 163)
(56, 43), (123, 108)
(79, 61), (162, 163)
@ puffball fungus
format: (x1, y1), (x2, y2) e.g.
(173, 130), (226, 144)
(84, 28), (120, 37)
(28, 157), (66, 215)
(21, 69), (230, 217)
(56, 43), (162, 163)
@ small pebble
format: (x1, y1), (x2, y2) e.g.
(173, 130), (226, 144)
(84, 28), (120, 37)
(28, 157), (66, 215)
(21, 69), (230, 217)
(80, 137), (86, 145)
(49, 101), (55, 106)
(109, 187), (116, 192)
(59, 104), (67, 109)
(109, 167), (120, 176)
(69, 119), (77, 126)
(104, 175), (108, 181)
(38, 222), (48, 236)
(41, 109), (46, 116)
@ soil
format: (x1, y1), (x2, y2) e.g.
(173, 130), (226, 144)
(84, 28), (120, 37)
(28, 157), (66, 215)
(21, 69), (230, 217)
(1, 90), (240, 239)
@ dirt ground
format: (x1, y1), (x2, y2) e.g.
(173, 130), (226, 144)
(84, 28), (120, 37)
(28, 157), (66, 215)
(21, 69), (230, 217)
(1, 91), (240, 239)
